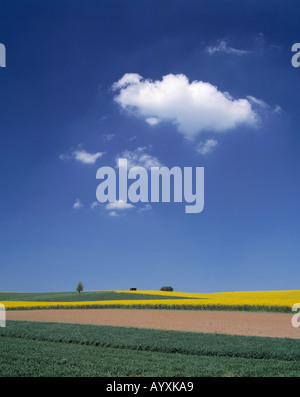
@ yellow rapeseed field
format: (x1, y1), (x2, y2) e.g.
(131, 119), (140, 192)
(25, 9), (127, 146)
(116, 290), (300, 307)
(1, 299), (195, 309)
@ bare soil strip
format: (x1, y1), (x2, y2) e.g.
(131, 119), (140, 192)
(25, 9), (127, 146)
(6, 309), (300, 339)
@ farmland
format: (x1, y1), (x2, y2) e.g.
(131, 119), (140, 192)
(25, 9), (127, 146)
(1, 289), (299, 312)
(6, 309), (299, 338)
(1, 321), (300, 377)
(1, 289), (299, 377)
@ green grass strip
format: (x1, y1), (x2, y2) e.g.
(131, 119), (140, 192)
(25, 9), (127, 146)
(1, 320), (299, 361)
(2, 335), (300, 377)
(0, 290), (191, 302)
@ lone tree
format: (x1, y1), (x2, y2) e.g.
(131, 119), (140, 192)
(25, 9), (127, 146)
(76, 281), (84, 294)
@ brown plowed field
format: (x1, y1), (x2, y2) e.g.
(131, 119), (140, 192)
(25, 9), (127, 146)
(6, 309), (300, 339)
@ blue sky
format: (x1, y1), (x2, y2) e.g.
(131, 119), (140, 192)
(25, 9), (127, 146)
(0, 0), (299, 293)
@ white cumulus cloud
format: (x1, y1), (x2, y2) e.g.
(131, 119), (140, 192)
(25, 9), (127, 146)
(112, 73), (259, 139)
(112, 73), (143, 89)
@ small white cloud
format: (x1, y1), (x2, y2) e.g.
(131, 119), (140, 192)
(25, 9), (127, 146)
(60, 146), (104, 165)
(196, 139), (218, 155)
(113, 73), (258, 139)
(108, 211), (119, 217)
(270, 44), (282, 50)
(103, 133), (114, 142)
(90, 201), (99, 209)
(105, 200), (135, 210)
(129, 136), (137, 141)
(73, 199), (83, 209)
(59, 153), (68, 161)
(247, 96), (269, 109)
(247, 96), (282, 116)
(116, 146), (162, 170)
(274, 105), (282, 114)
(206, 40), (249, 56)
(73, 149), (104, 164)
(146, 117), (160, 126)
(137, 204), (153, 213)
